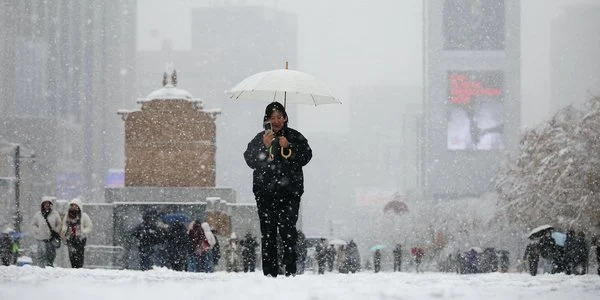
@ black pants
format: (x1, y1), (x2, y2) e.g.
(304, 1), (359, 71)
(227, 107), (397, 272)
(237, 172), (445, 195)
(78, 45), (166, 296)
(138, 246), (154, 271)
(256, 193), (300, 277)
(394, 258), (402, 271)
(243, 257), (256, 272)
(67, 238), (86, 268)
(529, 258), (539, 276)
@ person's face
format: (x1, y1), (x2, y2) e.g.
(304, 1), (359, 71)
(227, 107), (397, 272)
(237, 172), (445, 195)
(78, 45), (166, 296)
(267, 111), (286, 133)
(69, 204), (79, 212)
(42, 201), (52, 211)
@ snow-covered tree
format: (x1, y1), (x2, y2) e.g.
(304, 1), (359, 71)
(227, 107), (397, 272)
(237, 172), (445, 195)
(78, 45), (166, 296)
(496, 97), (600, 232)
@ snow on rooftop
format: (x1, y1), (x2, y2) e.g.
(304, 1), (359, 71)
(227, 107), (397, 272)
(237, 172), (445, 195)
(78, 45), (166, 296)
(139, 83), (196, 103)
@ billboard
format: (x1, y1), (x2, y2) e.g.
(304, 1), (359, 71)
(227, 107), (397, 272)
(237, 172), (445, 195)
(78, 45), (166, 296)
(105, 169), (124, 188)
(443, 0), (505, 50)
(447, 71), (504, 150)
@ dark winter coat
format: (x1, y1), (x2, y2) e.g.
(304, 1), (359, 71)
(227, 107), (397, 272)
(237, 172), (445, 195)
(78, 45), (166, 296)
(243, 126), (312, 198)
(0, 235), (12, 259)
(132, 221), (162, 251)
(241, 235), (258, 263)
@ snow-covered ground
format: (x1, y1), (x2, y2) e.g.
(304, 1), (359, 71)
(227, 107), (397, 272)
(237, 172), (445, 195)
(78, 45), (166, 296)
(1, 266), (599, 300)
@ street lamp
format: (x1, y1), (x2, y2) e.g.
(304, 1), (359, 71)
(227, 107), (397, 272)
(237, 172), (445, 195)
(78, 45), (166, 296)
(14, 144), (22, 233)
(13, 145), (35, 233)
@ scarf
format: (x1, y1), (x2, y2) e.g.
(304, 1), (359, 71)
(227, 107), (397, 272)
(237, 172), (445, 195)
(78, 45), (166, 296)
(67, 214), (81, 238)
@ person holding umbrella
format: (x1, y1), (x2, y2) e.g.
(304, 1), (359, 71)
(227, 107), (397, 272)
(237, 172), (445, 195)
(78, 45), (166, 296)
(243, 101), (312, 277)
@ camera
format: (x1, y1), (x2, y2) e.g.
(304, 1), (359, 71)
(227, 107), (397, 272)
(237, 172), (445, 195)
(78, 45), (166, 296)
(263, 122), (272, 132)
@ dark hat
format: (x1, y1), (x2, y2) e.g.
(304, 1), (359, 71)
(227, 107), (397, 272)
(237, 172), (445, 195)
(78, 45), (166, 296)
(264, 101), (288, 122)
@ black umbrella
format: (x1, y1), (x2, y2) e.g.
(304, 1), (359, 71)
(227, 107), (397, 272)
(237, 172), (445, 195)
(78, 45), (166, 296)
(528, 224), (554, 239)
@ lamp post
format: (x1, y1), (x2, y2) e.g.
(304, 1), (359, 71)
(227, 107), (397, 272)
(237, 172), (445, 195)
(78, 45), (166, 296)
(0, 139), (34, 233)
(14, 144), (21, 233)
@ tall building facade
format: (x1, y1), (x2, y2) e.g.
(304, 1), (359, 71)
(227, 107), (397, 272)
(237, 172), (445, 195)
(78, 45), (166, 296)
(137, 5), (298, 203)
(550, 4), (600, 112)
(0, 0), (136, 212)
(422, 0), (521, 199)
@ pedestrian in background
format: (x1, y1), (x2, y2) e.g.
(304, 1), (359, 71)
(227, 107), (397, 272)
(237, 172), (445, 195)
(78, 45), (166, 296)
(61, 198), (93, 268)
(188, 221), (215, 272)
(524, 242), (540, 276)
(224, 232), (241, 272)
(315, 239), (327, 274)
(1, 228), (14, 266)
(30, 196), (62, 267)
(240, 232), (258, 272)
(373, 249), (382, 273)
(393, 243), (402, 272)
(132, 211), (163, 271)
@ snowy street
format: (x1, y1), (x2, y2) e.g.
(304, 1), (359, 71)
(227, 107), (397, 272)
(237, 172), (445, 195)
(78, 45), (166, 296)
(1, 266), (599, 300)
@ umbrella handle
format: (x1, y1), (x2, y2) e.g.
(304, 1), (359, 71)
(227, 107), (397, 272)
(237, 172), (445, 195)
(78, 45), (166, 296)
(268, 145), (292, 159)
(281, 147), (291, 159)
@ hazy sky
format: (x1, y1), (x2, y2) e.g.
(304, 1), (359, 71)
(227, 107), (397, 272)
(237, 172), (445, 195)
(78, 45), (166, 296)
(137, 0), (596, 133)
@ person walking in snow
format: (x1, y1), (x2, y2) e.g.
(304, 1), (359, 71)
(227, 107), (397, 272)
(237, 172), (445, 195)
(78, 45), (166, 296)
(315, 239), (327, 274)
(373, 249), (382, 273)
(240, 232), (258, 272)
(30, 196), (62, 267)
(524, 242), (540, 276)
(412, 247), (425, 273)
(188, 221), (216, 272)
(60, 198), (93, 268)
(212, 229), (221, 268)
(296, 230), (307, 274)
(393, 243), (402, 272)
(325, 244), (336, 272)
(1, 228), (14, 266)
(132, 211), (163, 271)
(243, 101), (312, 277)
(224, 232), (241, 272)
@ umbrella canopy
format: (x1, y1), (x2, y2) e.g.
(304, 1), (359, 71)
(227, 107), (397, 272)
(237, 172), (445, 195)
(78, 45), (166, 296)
(468, 246), (484, 254)
(528, 224), (554, 239)
(328, 239), (347, 246)
(383, 199), (409, 216)
(370, 244), (385, 252)
(160, 213), (191, 224)
(226, 69), (341, 107)
(411, 247), (425, 256)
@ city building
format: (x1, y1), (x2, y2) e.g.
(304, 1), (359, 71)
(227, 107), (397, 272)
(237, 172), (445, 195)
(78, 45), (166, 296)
(550, 4), (600, 112)
(0, 1), (136, 211)
(422, 0), (521, 199)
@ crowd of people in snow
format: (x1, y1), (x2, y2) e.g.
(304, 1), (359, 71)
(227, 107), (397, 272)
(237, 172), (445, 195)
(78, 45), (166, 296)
(1, 194), (599, 277)
(523, 229), (595, 276)
(128, 210), (260, 273)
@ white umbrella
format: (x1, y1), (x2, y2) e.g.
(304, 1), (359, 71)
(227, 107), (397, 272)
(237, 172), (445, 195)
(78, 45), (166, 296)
(226, 67), (341, 107)
(528, 224), (554, 239)
(328, 239), (347, 246)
